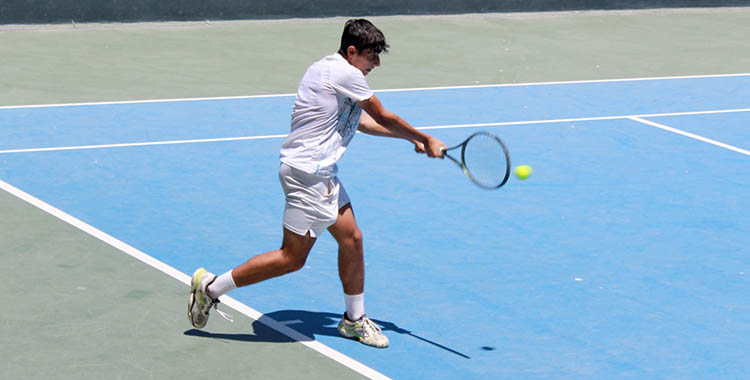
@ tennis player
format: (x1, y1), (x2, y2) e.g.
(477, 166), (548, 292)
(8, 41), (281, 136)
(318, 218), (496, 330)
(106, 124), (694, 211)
(189, 19), (446, 348)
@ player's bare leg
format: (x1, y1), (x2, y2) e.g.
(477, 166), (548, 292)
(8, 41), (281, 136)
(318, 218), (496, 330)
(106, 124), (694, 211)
(329, 203), (364, 295)
(231, 227), (317, 287)
(329, 203), (389, 348)
(190, 228), (316, 328)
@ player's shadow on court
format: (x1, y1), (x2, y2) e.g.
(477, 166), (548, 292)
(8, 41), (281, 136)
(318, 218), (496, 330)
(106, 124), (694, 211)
(185, 309), (470, 358)
(265, 310), (471, 359)
(183, 322), (297, 343)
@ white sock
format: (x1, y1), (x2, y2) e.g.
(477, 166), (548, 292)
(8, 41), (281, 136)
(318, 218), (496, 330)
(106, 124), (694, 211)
(207, 270), (237, 300)
(344, 292), (365, 321)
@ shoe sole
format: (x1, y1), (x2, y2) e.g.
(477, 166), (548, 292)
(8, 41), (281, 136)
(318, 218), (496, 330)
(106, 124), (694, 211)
(187, 269), (204, 328)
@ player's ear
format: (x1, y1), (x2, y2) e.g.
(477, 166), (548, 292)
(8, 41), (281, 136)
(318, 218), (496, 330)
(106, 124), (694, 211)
(346, 45), (358, 58)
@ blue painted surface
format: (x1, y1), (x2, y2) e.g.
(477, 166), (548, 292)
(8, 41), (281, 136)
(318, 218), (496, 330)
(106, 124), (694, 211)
(2, 75), (749, 150)
(643, 112), (750, 150)
(1, 77), (748, 379)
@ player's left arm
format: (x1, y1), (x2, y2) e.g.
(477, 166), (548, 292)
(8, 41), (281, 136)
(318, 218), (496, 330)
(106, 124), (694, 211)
(357, 94), (445, 157)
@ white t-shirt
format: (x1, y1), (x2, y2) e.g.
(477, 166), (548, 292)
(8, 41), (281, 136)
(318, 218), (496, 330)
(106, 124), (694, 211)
(280, 53), (374, 177)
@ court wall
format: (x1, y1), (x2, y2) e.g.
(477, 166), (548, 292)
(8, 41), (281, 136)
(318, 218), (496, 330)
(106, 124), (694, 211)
(2, 0), (750, 24)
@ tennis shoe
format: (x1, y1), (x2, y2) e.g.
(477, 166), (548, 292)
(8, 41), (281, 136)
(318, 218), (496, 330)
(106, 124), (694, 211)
(337, 313), (389, 348)
(188, 268), (233, 328)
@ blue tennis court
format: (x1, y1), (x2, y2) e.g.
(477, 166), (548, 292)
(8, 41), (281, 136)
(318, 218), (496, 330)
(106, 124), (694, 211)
(1, 74), (748, 379)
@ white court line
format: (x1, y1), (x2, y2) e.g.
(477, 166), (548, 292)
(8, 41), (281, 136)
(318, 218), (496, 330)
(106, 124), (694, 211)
(0, 93), (296, 110)
(0, 72), (748, 110)
(1, 107), (748, 155)
(278, 319), (304, 325)
(0, 179), (391, 380)
(0, 134), (288, 154)
(376, 72), (750, 93)
(629, 117), (750, 156)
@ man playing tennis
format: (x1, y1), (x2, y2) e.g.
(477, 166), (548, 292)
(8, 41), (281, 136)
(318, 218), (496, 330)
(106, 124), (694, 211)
(188, 19), (446, 348)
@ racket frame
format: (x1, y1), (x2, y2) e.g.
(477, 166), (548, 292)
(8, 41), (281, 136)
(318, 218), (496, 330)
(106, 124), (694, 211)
(442, 131), (511, 190)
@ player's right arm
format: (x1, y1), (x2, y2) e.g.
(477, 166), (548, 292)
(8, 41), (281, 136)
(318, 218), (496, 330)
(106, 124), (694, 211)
(357, 94), (445, 157)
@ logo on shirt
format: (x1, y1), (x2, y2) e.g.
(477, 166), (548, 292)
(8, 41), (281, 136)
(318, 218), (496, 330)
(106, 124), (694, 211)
(336, 98), (361, 145)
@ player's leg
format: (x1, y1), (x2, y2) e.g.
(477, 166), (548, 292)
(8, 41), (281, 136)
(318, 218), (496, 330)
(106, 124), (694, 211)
(328, 203), (389, 348)
(189, 227), (316, 329)
(328, 203), (364, 296)
(230, 227), (316, 287)
(190, 163), (330, 329)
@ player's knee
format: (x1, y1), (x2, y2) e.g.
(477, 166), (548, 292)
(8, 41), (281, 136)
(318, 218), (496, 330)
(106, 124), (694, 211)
(348, 228), (363, 250)
(289, 258), (307, 272)
(281, 250), (308, 273)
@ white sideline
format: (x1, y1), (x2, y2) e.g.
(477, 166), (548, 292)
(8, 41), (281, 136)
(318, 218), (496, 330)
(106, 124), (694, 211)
(0, 179), (392, 380)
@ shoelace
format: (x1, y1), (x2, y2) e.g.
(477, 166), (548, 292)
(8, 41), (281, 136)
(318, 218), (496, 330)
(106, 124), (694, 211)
(201, 295), (234, 323)
(360, 316), (382, 337)
(212, 300), (234, 323)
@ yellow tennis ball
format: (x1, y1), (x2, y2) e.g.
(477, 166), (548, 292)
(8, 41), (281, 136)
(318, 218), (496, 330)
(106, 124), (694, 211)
(514, 165), (532, 180)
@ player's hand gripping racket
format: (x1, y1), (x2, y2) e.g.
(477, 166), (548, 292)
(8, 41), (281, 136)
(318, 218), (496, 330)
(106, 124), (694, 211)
(441, 131), (511, 190)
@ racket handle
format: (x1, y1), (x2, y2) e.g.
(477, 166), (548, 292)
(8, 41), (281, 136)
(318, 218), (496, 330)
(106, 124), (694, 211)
(439, 147), (449, 159)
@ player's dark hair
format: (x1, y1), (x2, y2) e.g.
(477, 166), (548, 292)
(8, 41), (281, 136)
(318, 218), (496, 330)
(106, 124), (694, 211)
(338, 19), (389, 56)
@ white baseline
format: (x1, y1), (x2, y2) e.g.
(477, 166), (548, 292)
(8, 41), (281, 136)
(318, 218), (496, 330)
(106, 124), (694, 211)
(0, 72), (748, 110)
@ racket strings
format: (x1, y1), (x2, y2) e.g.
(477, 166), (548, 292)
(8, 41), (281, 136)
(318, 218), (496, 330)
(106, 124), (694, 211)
(463, 134), (509, 188)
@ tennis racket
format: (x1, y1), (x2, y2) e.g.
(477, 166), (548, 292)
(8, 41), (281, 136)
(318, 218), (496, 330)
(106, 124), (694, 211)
(441, 131), (511, 190)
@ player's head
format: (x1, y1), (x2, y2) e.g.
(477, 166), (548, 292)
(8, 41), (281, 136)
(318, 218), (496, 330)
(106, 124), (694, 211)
(339, 19), (389, 75)
(339, 19), (389, 56)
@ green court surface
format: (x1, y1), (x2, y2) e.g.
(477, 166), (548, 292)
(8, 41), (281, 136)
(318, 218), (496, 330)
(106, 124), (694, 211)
(0, 189), (367, 379)
(2, 8), (749, 379)
(2, 9), (749, 106)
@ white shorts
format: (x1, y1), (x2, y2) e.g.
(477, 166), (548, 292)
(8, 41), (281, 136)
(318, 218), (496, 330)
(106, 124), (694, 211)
(279, 163), (350, 238)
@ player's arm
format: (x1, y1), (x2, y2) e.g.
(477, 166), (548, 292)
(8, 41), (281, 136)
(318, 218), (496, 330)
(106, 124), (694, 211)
(357, 94), (445, 157)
